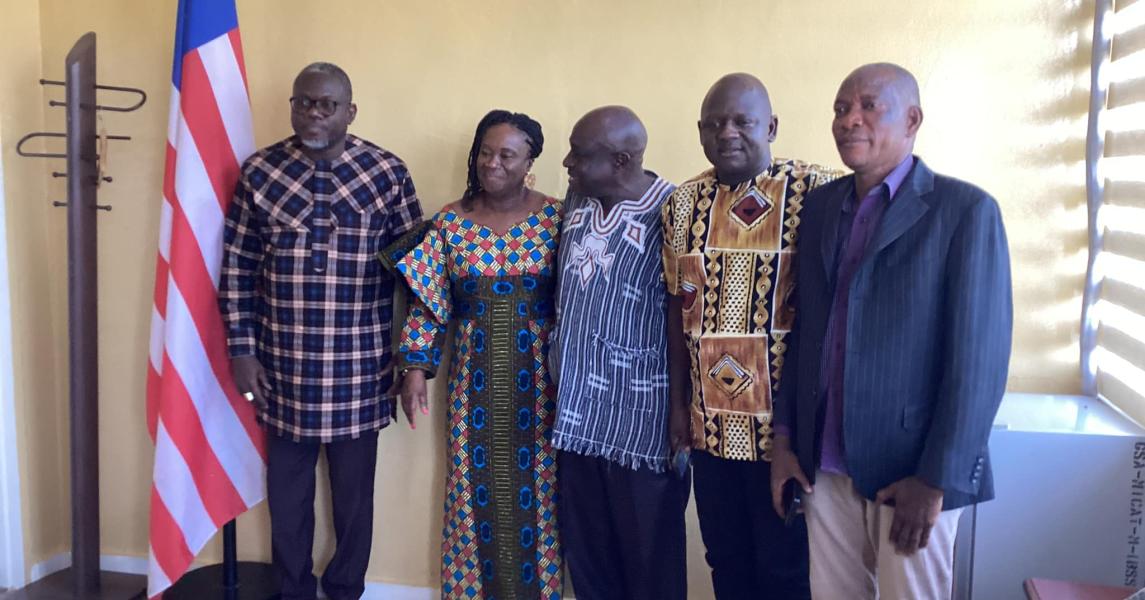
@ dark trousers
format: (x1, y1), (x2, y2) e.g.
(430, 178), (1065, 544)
(267, 432), (378, 600)
(692, 450), (810, 600)
(557, 450), (691, 600)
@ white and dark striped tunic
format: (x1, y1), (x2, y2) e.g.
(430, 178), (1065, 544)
(551, 175), (676, 471)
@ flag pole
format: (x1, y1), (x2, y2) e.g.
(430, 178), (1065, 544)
(223, 520), (238, 595)
(162, 520), (278, 599)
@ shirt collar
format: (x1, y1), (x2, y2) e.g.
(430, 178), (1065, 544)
(287, 134), (360, 167)
(634, 171), (665, 203)
(585, 170), (664, 206)
(712, 161), (778, 192)
(843, 154), (915, 213)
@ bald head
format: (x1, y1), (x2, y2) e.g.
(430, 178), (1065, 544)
(564, 106), (654, 200)
(701, 73), (773, 120)
(842, 63), (920, 111)
(698, 73), (778, 185)
(572, 105), (648, 158)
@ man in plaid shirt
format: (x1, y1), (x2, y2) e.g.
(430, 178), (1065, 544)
(219, 62), (423, 600)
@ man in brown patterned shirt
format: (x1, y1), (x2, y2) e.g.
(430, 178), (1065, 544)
(219, 62), (422, 600)
(662, 73), (837, 599)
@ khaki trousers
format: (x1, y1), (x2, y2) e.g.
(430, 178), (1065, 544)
(804, 471), (963, 600)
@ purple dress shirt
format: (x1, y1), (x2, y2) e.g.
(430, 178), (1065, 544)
(818, 154), (916, 475)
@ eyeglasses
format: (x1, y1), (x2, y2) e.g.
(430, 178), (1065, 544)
(289, 96), (341, 117)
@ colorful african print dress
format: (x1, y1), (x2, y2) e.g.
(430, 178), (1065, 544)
(383, 197), (563, 600)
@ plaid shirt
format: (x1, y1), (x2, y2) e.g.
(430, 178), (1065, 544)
(219, 135), (423, 442)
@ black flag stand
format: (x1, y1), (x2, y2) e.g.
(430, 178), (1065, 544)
(163, 521), (279, 600)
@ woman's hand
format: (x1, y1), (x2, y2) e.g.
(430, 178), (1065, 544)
(399, 369), (430, 429)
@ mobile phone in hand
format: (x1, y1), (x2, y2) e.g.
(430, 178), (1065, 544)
(782, 478), (803, 527)
(671, 447), (691, 479)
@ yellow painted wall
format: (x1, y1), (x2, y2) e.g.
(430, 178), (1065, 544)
(9, 0), (1091, 595)
(1, 0), (71, 577)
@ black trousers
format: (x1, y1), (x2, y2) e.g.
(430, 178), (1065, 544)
(692, 450), (811, 600)
(267, 431), (378, 600)
(557, 450), (691, 600)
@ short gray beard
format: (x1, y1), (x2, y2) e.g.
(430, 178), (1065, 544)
(301, 137), (330, 150)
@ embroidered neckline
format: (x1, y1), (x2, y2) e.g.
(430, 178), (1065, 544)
(580, 177), (670, 235)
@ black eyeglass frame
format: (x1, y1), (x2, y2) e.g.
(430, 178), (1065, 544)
(289, 96), (342, 117)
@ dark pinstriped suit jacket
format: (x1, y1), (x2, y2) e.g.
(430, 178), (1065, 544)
(774, 157), (1013, 510)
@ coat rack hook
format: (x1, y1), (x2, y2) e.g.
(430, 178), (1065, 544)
(41, 79), (147, 113)
(93, 84), (147, 112)
(15, 132), (67, 159)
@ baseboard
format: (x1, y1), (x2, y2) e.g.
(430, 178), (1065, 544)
(27, 553), (436, 598)
(26, 553), (71, 584)
(27, 552), (150, 583)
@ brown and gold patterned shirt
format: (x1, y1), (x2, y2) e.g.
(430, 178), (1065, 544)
(662, 159), (839, 461)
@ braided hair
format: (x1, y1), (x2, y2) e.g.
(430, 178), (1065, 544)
(462, 109), (544, 208)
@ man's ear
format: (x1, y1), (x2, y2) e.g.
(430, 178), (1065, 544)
(905, 105), (923, 138)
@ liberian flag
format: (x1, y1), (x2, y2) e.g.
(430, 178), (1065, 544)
(146, 0), (265, 596)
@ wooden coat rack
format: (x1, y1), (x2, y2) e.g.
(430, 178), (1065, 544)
(12, 32), (146, 600)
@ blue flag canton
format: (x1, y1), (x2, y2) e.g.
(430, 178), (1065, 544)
(171, 0), (239, 88)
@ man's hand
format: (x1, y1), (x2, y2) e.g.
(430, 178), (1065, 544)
(668, 400), (692, 452)
(876, 476), (944, 556)
(665, 294), (694, 453)
(231, 355), (269, 411)
(770, 434), (812, 519)
(399, 369), (429, 430)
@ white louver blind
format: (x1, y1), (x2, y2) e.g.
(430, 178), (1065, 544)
(1091, 0), (1145, 423)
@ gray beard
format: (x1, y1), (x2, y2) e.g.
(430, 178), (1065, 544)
(301, 137), (330, 150)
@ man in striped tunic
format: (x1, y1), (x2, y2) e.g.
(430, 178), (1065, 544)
(551, 106), (689, 600)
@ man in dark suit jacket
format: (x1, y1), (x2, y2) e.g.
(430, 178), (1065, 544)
(770, 63), (1012, 599)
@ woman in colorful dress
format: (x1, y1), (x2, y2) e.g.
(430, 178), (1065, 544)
(383, 110), (562, 599)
